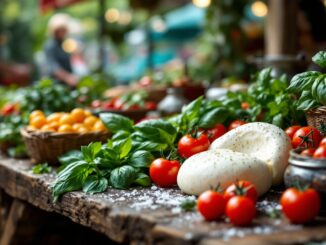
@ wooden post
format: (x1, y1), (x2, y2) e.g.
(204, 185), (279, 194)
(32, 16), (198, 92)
(266, 0), (298, 55)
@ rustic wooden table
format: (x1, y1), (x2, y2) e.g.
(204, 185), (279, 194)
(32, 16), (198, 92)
(0, 155), (326, 245)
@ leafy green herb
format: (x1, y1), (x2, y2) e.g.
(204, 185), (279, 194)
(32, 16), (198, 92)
(32, 163), (52, 174)
(180, 199), (196, 212)
(312, 51), (326, 68)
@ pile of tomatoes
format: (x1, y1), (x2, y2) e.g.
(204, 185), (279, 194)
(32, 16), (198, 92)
(285, 125), (326, 158)
(91, 99), (157, 111)
(28, 108), (107, 133)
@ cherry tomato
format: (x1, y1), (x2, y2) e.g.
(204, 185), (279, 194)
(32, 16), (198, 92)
(178, 134), (210, 158)
(292, 126), (322, 149)
(280, 187), (320, 224)
(313, 145), (326, 159)
(224, 181), (258, 204)
(126, 104), (141, 111)
(197, 190), (226, 221)
(285, 125), (301, 140)
(1, 103), (17, 116)
(139, 76), (153, 87)
(102, 101), (115, 110)
(91, 100), (102, 108)
(113, 99), (124, 110)
(241, 102), (250, 110)
(149, 158), (181, 187)
(226, 196), (256, 226)
(300, 148), (316, 157)
(204, 124), (227, 143)
(145, 102), (157, 110)
(320, 138), (326, 147)
(228, 120), (246, 131)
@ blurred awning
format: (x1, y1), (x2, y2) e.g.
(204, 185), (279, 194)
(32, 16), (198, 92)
(40, 0), (86, 13)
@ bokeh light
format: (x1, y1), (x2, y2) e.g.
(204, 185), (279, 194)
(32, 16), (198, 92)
(251, 1), (268, 17)
(192, 0), (211, 8)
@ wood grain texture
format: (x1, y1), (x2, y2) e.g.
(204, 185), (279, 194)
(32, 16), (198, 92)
(0, 155), (326, 245)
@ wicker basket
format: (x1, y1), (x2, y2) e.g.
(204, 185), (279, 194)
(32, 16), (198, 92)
(21, 127), (110, 165)
(306, 106), (326, 135)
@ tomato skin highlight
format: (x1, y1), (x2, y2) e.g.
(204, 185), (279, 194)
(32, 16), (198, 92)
(204, 124), (227, 143)
(292, 126), (322, 149)
(285, 125), (301, 140)
(197, 190), (226, 221)
(226, 196), (256, 226)
(228, 120), (246, 131)
(224, 181), (258, 204)
(320, 138), (326, 147)
(313, 145), (326, 159)
(280, 187), (320, 224)
(300, 148), (316, 157)
(178, 134), (210, 158)
(149, 158), (181, 188)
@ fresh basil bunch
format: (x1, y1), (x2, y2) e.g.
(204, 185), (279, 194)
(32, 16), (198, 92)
(287, 51), (326, 110)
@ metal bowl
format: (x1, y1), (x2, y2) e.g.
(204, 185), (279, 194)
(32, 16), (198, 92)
(284, 149), (326, 211)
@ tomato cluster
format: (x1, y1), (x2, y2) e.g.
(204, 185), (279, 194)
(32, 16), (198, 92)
(197, 181), (257, 226)
(285, 125), (325, 159)
(91, 98), (157, 111)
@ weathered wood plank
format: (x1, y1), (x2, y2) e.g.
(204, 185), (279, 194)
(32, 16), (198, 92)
(0, 155), (326, 244)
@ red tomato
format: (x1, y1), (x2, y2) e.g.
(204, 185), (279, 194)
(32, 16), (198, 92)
(241, 102), (250, 110)
(139, 76), (153, 87)
(149, 158), (181, 187)
(292, 126), (322, 149)
(205, 124), (227, 143)
(102, 101), (115, 110)
(224, 181), (258, 204)
(126, 104), (141, 110)
(113, 99), (124, 110)
(300, 148), (316, 157)
(178, 134), (210, 158)
(197, 190), (226, 221)
(145, 102), (157, 110)
(228, 120), (246, 131)
(285, 125), (301, 140)
(320, 138), (326, 147)
(313, 145), (326, 159)
(91, 100), (102, 108)
(280, 187), (320, 224)
(226, 196), (256, 226)
(1, 103), (17, 116)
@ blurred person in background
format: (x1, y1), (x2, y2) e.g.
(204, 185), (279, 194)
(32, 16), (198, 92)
(44, 13), (78, 87)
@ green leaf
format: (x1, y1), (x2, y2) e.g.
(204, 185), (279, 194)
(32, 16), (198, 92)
(134, 173), (151, 187)
(272, 114), (283, 128)
(32, 163), (52, 174)
(109, 165), (137, 189)
(82, 175), (108, 194)
(180, 96), (203, 128)
(81, 142), (102, 163)
(129, 150), (154, 168)
(312, 75), (326, 105)
(198, 107), (229, 128)
(112, 137), (132, 159)
(312, 51), (326, 68)
(180, 199), (196, 212)
(100, 113), (134, 133)
(52, 161), (91, 201)
(59, 150), (83, 165)
(296, 90), (320, 111)
(287, 71), (322, 93)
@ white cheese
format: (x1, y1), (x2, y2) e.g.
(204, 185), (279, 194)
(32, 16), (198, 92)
(177, 149), (272, 196)
(210, 122), (291, 185)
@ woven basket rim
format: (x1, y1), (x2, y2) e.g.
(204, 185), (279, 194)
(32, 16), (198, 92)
(306, 106), (326, 115)
(21, 127), (110, 139)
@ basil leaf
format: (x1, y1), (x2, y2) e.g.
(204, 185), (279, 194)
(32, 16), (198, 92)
(180, 96), (203, 127)
(133, 140), (168, 152)
(100, 113), (134, 133)
(59, 150), (83, 165)
(81, 142), (102, 163)
(129, 150), (154, 168)
(296, 90), (320, 111)
(312, 51), (326, 68)
(136, 119), (176, 136)
(287, 71), (321, 93)
(52, 161), (90, 201)
(82, 176), (108, 194)
(198, 107), (229, 128)
(110, 165), (137, 189)
(312, 75), (326, 105)
(32, 163), (52, 174)
(112, 137), (132, 159)
(134, 173), (151, 187)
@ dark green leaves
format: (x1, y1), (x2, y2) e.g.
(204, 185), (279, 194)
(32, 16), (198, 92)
(81, 142), (102, 163)
(198, 107), (229, 128)
(110, 166), (137, 189)
(100, 113), (134, 133)
(287, 71), (321, 93)
(32, 163), (52, 174)
(129, 150), (154, 168)
(296, 91), (320, 111)
(312, 51), (326, 68)
(83, 176), (108, 194)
